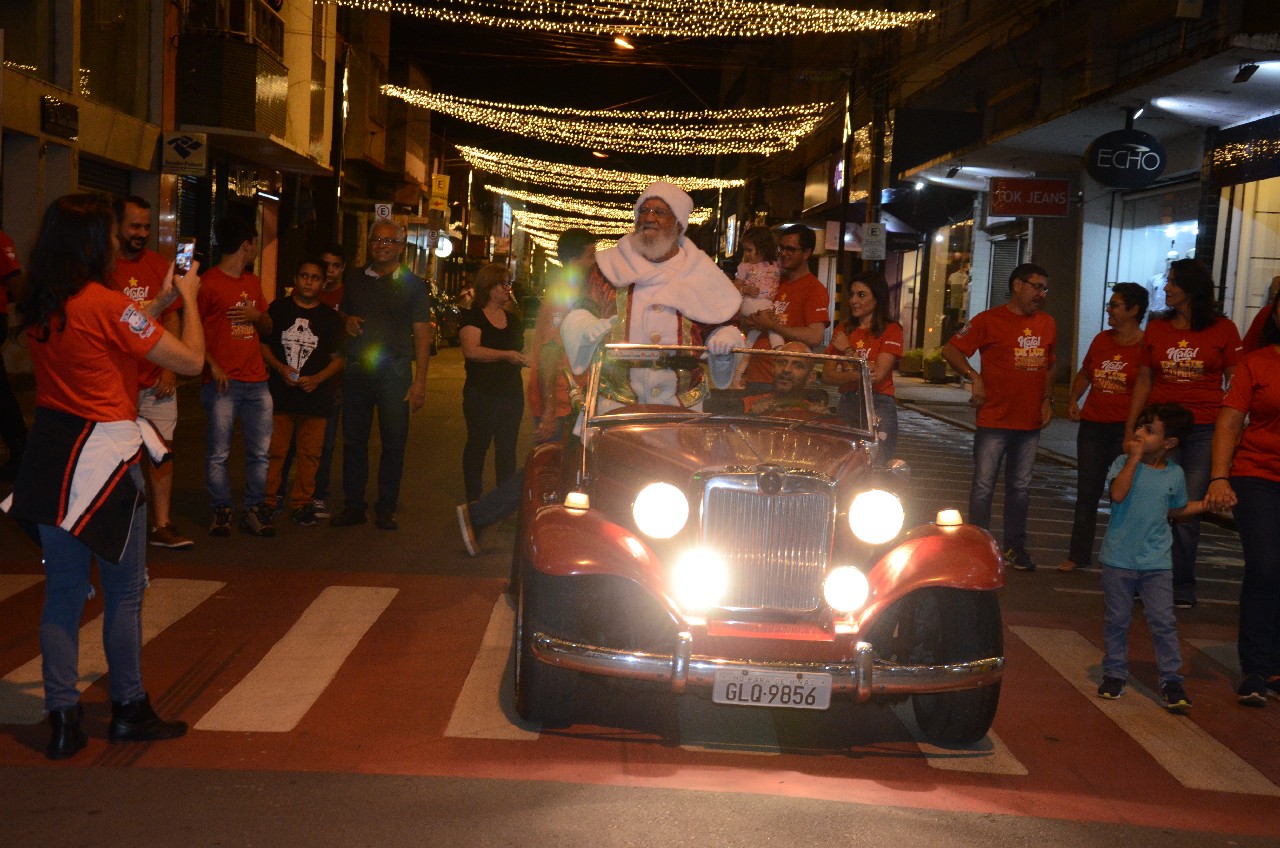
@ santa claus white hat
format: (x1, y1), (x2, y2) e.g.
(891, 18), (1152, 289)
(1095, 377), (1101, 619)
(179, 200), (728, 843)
(634, 181), (693, 233)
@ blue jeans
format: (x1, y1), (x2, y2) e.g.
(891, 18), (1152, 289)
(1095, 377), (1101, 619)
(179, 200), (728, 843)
(1232, 476), (1280, 679)
(970, 426), (1040, 550)
(470, 470), (524, 530)
(39, 504), (148, 710)
(1068, 419), (1126, 565)
(1168, 422), (1212, 601)
(342, 359), (411, 514)
(201, 380), (273, 508)
(1101, 565), (1183, 685)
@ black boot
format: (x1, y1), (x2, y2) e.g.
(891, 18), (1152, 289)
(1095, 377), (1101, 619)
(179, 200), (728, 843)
(47, 704), (87, 760)
(108, 694), (187, 743)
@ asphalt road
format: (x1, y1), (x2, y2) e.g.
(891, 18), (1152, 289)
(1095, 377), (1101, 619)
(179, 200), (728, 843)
(1, 347), (1277, 848)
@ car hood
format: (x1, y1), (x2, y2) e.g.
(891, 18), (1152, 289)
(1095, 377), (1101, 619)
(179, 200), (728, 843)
(589, 420), (869, 483)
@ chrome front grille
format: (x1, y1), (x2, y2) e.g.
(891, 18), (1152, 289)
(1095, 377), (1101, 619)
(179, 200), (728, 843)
(700, 471), (835, 611)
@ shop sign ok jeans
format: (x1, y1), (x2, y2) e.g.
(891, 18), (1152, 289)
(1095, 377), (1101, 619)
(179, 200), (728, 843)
(201, 379), (273, 509)
(969, 426), (1040, 550)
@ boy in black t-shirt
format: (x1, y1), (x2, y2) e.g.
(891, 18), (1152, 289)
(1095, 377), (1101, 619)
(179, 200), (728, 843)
(261, 259), (346, 525)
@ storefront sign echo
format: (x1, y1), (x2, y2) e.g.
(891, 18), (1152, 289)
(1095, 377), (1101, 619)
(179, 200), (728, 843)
(1085, 129), (1167, 188)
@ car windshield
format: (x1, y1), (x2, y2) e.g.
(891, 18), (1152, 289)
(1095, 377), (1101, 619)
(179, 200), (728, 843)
(584, 344), (875, 436)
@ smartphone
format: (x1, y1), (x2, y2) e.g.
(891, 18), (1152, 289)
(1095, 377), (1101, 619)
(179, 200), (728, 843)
(175, 238), (196, 273)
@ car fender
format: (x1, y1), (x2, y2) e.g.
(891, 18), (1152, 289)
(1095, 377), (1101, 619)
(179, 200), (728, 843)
(853, 523), (1004, 630)
(528, 505), (683, 618)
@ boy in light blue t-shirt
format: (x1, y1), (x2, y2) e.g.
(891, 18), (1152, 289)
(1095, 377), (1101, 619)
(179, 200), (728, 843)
(1097, 403), (1207, 712)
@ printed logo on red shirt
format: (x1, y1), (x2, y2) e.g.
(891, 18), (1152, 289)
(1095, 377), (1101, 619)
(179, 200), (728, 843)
(1093, 354), (1131, 393)
(1162, 339), (1203, 381)
(1014, 328), (1048, 370)
(121, 304), (156, 339)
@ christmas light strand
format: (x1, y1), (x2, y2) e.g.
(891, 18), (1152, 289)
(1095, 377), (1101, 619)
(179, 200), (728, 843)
(323, 0), (933, 38)
(512, 211), (630, 234)
(384, 85), (822, 154)
(488, 184), (711, 223)
(460, 146), (745, 194)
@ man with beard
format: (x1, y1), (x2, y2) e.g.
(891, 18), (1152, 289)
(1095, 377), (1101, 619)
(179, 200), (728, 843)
(109, 196), (193, 549)
(744, 341), (827, 415)
(942, 263), (1056, 572)
(561, 181), (742, 413)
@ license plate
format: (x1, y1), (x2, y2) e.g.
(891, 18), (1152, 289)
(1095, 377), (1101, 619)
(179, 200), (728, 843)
(711, 669), (832, 710)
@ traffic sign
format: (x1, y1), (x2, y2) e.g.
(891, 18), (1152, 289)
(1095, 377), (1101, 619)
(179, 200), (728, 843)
(861, 222), (887, 260)
(374, 203), (392, 220)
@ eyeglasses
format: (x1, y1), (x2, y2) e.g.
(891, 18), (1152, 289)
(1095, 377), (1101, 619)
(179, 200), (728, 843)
(778, 245), (805, 255)
(370, 237), (403, 247)
(1105, 300), (1127, 310)
(498, 281), (514, 288)
(1018, 279), (1049, 294)
(637, 206), (671, 219)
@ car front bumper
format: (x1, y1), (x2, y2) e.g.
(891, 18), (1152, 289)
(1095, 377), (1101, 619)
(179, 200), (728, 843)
(530, 630), (1004, 703)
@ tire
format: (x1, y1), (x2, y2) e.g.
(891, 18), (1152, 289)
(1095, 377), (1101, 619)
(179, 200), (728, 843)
(513, 564), (578, 727)
(901, 588), (1003, 745)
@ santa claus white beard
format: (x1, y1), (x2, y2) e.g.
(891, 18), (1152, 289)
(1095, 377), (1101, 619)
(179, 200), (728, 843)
(634, 226), (680, 262)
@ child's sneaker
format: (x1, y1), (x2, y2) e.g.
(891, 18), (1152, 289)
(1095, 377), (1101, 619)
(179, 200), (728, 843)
(240, 504), (276, 537)
(1004, 547), (1037, 572)
(1097, 676), (1126, 699)
(292, 504), (319, 527)
(311, 499), (331, 520)
(209, 505), (233, 537)
(1161, 681), (1191, 713)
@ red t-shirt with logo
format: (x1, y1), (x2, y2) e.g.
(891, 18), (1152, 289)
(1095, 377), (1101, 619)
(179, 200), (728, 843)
(743, 272), (830, 384)
(1142, 316), (1242, 424)
(318, 284), (344, 310)
(1223, 346), (1280, 483)
(197, 266), (269, 383)
(1079, 330), (1144, 423)
(948, 306), (1056, 430)
(824, 321), (903, 396)
(109, 248), (181, 390)
(29, 283), (164, 421)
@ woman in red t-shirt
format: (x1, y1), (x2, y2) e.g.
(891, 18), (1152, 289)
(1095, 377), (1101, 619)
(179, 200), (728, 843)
(6, 195), (206, 760)
(821, 271), (903, 459)
(1058, 283), (1148, 572)
(1126, 258), (1242, 608)
(1208, 287), (1280, 705)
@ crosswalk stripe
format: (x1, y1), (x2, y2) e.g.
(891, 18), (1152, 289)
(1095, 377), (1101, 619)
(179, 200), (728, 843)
(891, 703), (1028, 774)
(1012, 625), (1280, 796)
(195, 585), (398, 733)
(0, 577), (224, 725)
(1188, 639), (1240, 675)
(444, 596), (538, 740)
(0, 574), (42, 604)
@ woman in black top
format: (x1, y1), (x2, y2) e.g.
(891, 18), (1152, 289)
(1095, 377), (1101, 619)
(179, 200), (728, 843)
(459, 263), (528, 502)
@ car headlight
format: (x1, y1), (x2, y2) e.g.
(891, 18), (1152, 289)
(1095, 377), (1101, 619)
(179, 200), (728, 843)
(824, 566), (870, 614)
(633, 482), (689, 539)
(671, 548), (728, 612)
(848, 489), (904, 545)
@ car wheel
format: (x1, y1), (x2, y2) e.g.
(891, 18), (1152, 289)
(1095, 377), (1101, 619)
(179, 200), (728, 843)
(513, 564), (578, 727)
(902, 588), (1002, 745)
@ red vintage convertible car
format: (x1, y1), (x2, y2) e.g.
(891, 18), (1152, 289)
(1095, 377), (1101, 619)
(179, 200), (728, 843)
(513, 344), (1005, 744)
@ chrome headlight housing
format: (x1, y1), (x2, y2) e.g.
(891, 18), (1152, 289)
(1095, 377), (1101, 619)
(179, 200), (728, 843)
(633, 482), (689, 539)
(848, 489), (905, 545)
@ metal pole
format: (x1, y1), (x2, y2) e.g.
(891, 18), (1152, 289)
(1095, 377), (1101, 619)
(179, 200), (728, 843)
(835, 41), (859, 300)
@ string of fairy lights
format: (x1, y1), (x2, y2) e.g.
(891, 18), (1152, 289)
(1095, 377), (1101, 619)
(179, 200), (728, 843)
(458, 146), (744, 194)
(487, 185), (713, 222)
(384, 85), (829, 155)
(323, 0), (933, 38)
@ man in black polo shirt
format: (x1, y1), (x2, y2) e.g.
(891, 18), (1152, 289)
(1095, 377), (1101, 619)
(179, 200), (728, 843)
(331, 220), (434, 530)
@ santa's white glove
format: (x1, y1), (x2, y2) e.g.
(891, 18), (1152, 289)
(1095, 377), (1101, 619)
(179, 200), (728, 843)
(561, 309), (616, 375)
(705, 326), (745, 389)
(706, 325), (744, 356)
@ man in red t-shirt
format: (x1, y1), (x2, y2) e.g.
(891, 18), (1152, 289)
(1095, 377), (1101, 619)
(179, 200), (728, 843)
(943, 263), (1057, 572)
(197, 216), (274, 538)
(0, 228), (28, 478)
(740, 224), (830, 390)
(109, 196), (193, 549)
